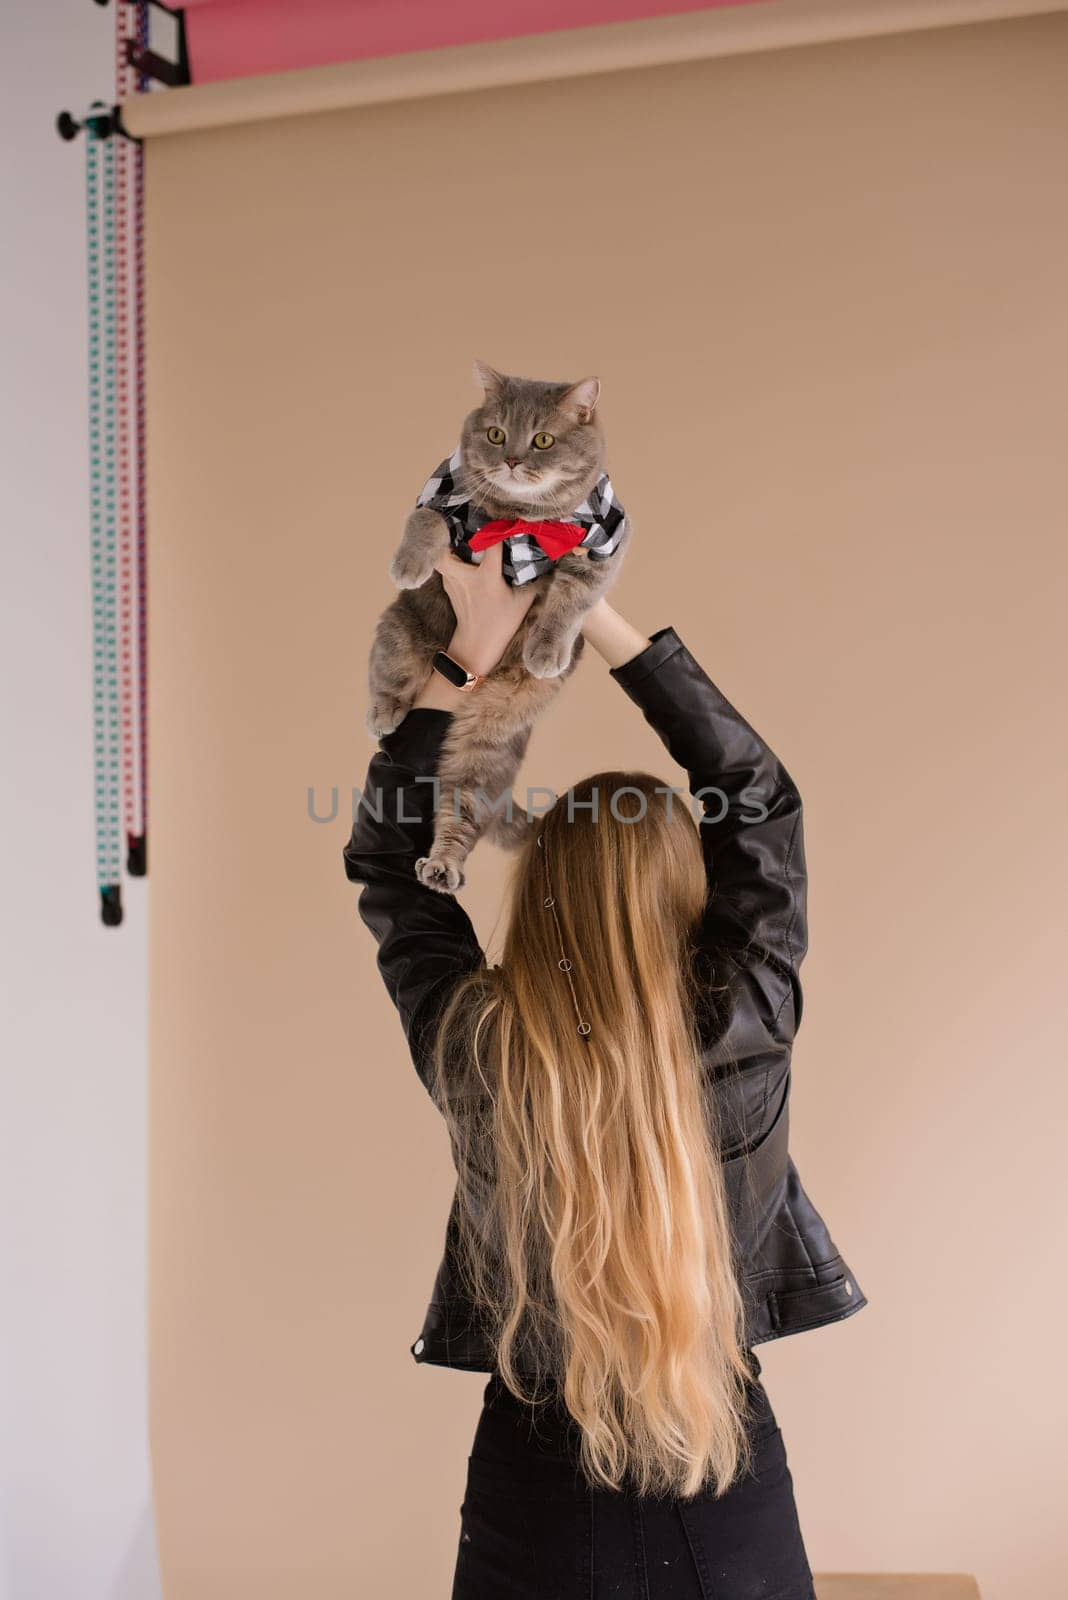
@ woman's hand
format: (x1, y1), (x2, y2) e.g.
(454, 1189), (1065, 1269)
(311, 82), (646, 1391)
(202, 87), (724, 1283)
(434, 540), (538, 676)
(411, 542), (538, 711)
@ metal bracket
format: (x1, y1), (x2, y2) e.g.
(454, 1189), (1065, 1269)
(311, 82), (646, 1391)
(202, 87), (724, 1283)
(125, 0), (190, 90)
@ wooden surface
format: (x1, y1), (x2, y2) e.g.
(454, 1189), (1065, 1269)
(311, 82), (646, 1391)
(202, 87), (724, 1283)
(816, 1578), (981, 1599)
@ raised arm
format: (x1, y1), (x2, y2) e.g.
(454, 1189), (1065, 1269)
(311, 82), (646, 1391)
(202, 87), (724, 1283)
(583, 601), (807, 1062)
(343, 707), (485, 1093)
(343, 543), (537, 1093)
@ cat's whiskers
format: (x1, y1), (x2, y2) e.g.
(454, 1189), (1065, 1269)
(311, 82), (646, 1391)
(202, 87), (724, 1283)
(464, 453), (598, 520)
(530, 481), (584, 517)
(466, 469), (499, 512)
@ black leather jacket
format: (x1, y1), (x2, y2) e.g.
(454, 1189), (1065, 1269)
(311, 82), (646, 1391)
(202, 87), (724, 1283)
(343, 626), (867, 1373)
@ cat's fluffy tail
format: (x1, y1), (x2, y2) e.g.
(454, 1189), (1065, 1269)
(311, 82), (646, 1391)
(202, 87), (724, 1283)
(486, 807), (536, 852)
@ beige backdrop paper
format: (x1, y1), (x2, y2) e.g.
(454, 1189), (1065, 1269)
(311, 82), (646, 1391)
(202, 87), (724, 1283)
(145, 14), (1068, 1599)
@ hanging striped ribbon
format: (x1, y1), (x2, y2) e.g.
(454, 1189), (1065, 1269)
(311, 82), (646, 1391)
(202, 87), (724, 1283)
(132, 73), (149, 880)
(87, 104), (123, 925)
(115, 8), (137, 874)
(117, 0), (149, 879)
(84, 1), (150, 924)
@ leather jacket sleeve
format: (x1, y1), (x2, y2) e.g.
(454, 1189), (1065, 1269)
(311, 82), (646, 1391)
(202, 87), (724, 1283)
(342, 708), (486, 1095)
(608, 627), (807, 1089)
(344, 626), (806, 1120)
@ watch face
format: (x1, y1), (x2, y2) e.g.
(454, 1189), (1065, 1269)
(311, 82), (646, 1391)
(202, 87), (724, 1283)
(432, 651), (469, 688)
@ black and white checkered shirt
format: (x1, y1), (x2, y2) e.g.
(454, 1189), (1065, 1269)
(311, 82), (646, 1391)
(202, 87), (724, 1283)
(415, 446), (627, 586)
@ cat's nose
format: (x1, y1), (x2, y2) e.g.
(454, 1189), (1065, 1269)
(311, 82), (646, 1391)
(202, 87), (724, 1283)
(505, 456), (520, 468)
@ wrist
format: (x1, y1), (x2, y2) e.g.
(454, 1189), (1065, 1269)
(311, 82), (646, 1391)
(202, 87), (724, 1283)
(411, 669), (465, 711)
(411, 636), (492, 711)
(447, 627), (505, 678)
(582, 600), (650, 670)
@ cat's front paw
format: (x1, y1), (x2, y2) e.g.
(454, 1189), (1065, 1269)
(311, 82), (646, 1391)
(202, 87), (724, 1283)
(415, 855), (466, 894)
(523, 629), (575, 680)
(389, 546), (435, 590)
(367, 698), (409, 739)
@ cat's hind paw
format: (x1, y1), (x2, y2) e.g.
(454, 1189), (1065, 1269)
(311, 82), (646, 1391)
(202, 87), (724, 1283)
(366, 698), (409, 740)
(415, 855), (466, 894)
(522, 630), (575, 680)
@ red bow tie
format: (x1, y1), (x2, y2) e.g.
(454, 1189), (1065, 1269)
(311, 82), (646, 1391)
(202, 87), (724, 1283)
(468, 518), (587, 561)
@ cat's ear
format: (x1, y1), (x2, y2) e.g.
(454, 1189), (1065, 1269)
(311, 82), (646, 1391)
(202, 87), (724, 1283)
(473, 360), (507, 400)
(561, 377), (600, 425)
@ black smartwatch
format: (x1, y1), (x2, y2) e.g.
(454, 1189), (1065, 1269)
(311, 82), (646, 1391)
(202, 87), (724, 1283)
(431, 650), (485, 692)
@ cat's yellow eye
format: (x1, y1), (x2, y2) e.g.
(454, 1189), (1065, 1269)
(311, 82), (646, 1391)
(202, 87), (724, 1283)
(532, 432), (555, 450)
(486, 426), (506, 445)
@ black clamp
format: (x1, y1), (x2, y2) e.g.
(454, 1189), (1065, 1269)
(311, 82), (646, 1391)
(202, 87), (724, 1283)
(55, 103), (140, 144)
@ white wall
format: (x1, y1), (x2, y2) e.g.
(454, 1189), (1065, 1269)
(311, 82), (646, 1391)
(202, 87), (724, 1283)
(0, 5), (161, 1597)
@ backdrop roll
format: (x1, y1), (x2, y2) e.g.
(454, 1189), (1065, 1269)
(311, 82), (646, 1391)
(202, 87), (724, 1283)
(144, 14), (1068, 1597)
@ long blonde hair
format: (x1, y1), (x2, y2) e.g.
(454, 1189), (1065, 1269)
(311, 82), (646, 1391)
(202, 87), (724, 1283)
(430, 772), (755, 1498)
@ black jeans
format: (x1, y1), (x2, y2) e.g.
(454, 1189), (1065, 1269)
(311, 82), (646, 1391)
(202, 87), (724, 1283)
(451, 1353), (816, 1599)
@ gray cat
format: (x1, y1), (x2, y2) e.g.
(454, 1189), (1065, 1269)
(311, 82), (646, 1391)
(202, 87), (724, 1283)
(367, 361), (631, 893)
